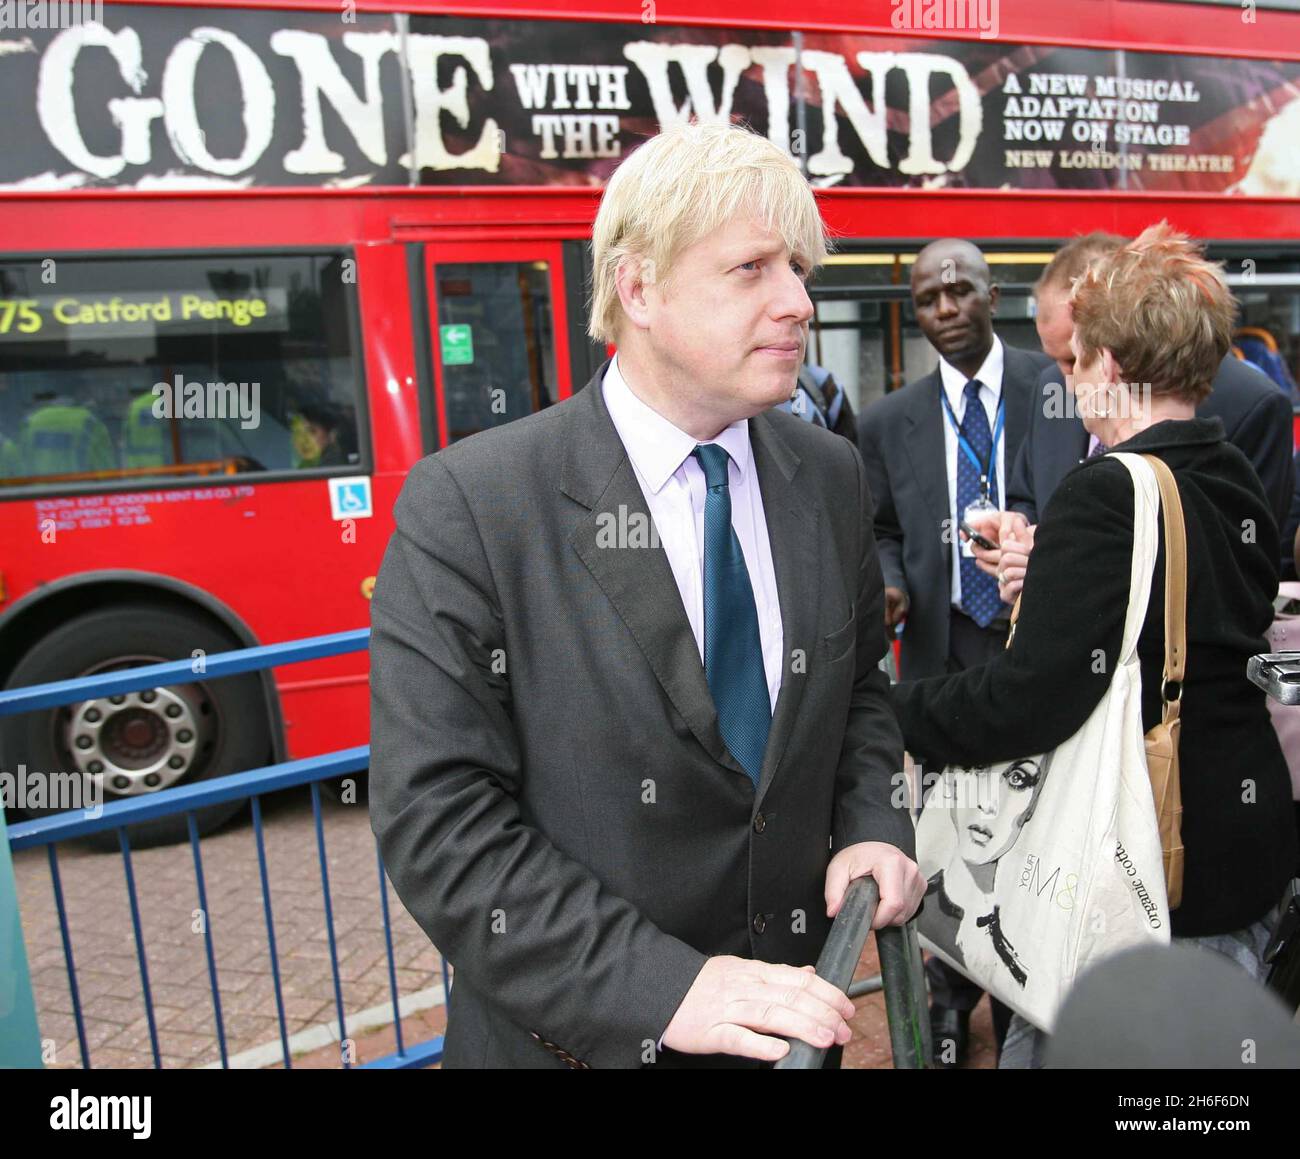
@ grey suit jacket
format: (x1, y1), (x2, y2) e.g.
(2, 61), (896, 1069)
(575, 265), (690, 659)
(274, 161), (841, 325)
(856, 344), (1052, 681)
(368, 360), (913, 1069)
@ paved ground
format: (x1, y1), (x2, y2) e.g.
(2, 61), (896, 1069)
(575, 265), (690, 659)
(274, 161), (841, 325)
(289, 937), (1001, 1069)
(14, 781), (994, 1070)
(13, 783), (445, 1069)
(845, 945), (998, 1069)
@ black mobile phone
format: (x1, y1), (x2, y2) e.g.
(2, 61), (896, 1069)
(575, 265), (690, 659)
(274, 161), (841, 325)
(959, 519), (996, 551)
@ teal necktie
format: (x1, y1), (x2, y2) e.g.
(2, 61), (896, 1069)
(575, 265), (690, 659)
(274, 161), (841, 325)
(693, 443), (771, 788)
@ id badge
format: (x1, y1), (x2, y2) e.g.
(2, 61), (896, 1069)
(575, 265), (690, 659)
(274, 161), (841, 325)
(961, 495), (998, 557)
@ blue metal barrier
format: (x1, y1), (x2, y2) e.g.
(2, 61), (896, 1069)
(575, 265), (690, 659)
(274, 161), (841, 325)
(1, 629), (446, 1071)
(0, 809), (42, 1067)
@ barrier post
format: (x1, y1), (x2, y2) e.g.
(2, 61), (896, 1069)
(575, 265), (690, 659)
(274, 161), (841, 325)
(0, 810), (44, 1067)
(774, 876), (880, 1070)
(877, 922), (931, 1069)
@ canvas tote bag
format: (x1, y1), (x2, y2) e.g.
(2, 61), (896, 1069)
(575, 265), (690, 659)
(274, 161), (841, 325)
(913, 452), (1174, 1030)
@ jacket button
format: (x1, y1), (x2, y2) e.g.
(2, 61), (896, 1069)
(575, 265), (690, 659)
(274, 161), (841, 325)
(753, 813), (766, 834)
(753, 912), (766, 935)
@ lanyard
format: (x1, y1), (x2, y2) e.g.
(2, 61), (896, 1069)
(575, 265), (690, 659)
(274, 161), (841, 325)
(941, 387), (1005, 503)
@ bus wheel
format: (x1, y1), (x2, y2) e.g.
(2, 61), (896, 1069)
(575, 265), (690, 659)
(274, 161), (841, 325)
(0, 604), (272, 851)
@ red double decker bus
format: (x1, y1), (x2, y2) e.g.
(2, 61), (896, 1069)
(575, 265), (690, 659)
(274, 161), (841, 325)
(2, 0), (1298, 840)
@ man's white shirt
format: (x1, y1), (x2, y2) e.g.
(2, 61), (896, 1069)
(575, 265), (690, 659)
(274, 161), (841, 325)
(602, 353), (784, 713)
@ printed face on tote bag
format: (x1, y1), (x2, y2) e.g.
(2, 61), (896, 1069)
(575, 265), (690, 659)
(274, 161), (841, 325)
(925, 754), (1056, 997)
(942, 756), (1051, 867)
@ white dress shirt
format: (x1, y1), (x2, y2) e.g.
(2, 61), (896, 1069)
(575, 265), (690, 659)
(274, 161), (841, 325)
(601, 354), (784, 714)
(938, 336), (1007, 609)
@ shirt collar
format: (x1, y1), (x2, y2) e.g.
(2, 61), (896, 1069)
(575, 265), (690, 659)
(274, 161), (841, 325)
(938, 334), (1004, 413)
(601, 353), (753, 494)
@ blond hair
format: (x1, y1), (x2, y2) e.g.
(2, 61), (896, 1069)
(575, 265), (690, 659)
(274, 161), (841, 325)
(1035, 231), (1125, 297)
(587, 122), (828, 344)
(1069, 221), (1235, 404)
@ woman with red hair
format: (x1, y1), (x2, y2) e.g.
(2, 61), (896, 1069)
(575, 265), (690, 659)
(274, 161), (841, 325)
(891, 222), (1298, 1066)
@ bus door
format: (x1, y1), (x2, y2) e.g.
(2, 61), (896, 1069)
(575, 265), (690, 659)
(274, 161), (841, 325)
(414, 240), (582, 452)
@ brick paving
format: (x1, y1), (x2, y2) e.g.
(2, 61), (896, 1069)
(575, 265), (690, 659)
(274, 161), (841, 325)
(845, 942), (997, 1069)
(14, 782), (994, 1070)
(13, 783), (446, 1069)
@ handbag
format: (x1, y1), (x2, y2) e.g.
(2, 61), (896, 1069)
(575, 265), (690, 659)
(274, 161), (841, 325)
(913, 452), (1177, 1029)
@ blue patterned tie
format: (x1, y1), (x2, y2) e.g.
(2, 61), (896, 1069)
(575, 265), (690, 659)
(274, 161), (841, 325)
(693, 443), (770, 789)
(956, 380), (1002, 628)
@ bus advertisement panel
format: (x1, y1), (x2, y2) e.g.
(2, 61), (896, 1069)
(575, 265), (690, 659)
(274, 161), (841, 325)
(0, 7), (1297, 196)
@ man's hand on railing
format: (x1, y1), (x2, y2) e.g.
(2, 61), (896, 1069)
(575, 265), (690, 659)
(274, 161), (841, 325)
(825, 842), (926, 929)
(660, 956), (857, 1062)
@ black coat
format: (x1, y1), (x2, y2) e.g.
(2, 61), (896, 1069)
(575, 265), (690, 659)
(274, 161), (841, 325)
(1282, 451), (1300, 580)
(892, 418), (1297, 937)
(1007, 354), (1295, 532)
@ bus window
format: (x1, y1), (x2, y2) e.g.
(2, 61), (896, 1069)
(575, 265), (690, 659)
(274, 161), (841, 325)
(1222, 258), (1300, 404)
(432, 261), (556, 443)
(0, 252), (362, 489)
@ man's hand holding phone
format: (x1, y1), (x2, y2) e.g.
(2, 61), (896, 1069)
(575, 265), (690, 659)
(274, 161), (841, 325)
(959, 518), (998, 552)
(962, 508), (1005, 563)
(967, 511), (1035, 603)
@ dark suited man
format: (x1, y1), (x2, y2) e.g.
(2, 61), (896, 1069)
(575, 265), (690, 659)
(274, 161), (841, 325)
(995, 233), (1294, 604)
(857, 239), (1051, 1067)
(369, 122), (924, 1070)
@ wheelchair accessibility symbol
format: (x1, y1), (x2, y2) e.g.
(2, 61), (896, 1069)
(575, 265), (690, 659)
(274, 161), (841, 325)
(329, 476), (373, 521)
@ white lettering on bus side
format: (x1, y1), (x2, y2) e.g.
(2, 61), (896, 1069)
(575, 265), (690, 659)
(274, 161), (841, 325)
(32, 20), (981, 184)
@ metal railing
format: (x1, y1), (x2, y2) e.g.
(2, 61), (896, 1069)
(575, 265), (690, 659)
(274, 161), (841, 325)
(774, 876), (931, 1069)
(0, 629), (446, 1070)
(3, 628), (931, 1070)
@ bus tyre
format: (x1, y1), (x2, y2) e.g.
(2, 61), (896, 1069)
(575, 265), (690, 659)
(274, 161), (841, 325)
(1, 604), (272, 852)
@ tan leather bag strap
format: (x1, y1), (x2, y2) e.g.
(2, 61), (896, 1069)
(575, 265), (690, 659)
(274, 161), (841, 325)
(1142, 454), (1187, 716)
(1005, 455), (1187, 673)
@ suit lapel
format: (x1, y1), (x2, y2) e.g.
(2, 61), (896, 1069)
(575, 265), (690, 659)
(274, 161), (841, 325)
(564, 366), (743, 776)
(902, 369), (952, 533)
(563, 366), (821, 797)
(1002, 349), (1030, 477)
(749, 412), (818, 804)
